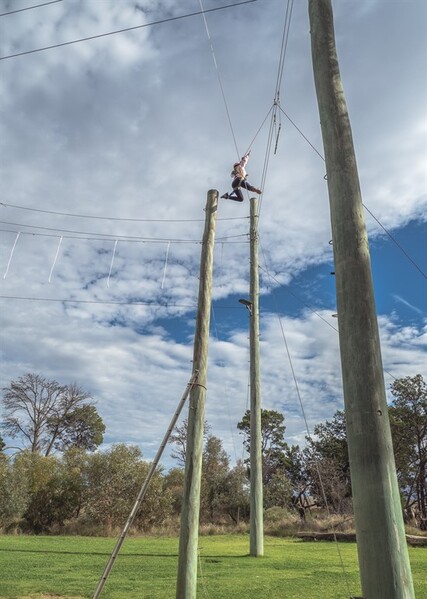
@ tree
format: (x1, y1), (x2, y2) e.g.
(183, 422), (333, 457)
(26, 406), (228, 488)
(389, 374), (427, 529)
(168, 417), (211, 467)
(1, 373), (105, 456)
(200, 435), (230, 521)
(164, 467), (185, 515)
(305, 410), (352, 513)
(222, 460), (250, 525)
(237, 409), (289, 485)
(0, 454), (29, 529)
(83, 444), (173, 531)
(46, 404), (105, 453)
(12, 451), (82, 533)
(237, 409), (299, 510)
(0, 436), (5, 453)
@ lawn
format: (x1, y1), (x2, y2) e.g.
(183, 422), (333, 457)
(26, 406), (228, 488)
(0, 534), (425, 599)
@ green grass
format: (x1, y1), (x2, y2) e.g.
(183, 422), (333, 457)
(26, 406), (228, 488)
(0, 534), (425, 599)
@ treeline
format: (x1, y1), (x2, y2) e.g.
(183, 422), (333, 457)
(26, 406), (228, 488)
(0, 373), (425, 534)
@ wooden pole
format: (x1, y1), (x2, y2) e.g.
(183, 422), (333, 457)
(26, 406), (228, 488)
(308, 2), (415, 597)
(249, 198), (264, 556)
(92, 372), (199, 599)
(176, 189), (218, 599)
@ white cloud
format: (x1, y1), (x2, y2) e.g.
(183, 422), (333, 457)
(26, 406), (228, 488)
(1, 0), (426, 467)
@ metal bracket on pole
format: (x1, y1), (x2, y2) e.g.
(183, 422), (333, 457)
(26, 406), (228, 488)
(92, 370), (199, 599)
(238, 298), (253, 314)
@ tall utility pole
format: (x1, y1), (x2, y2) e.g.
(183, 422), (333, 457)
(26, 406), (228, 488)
(249, 198), (264, 556)
(308, 2), (415, 598)
(176, 189), (218, 599)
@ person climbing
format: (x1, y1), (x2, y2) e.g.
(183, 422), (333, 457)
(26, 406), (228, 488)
(220, 150), (262, 202)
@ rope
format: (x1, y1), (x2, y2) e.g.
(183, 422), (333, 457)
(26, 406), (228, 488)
(107, 240), (118, 288)
(161, 241), (171, 289)
(362, 205), (427, 280)
(257, 0), (295, 217)
(48, 235), (63, 283)
(199, 0), (240, 158)
(3, 231), (20, 279)
(258, 237), (352, 597)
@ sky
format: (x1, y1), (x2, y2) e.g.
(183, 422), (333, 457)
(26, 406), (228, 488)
(0, 0), (426, 469)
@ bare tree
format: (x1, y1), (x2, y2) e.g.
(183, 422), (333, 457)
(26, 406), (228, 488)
(1, 373), (104, 456)
(168, 418), (211, 467)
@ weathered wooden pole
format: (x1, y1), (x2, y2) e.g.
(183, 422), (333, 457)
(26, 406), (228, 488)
(249, 198), (264, 556)
(92, 372), (199, 599)
(308, 2), (415, 598)
(176, 189), (218, 599)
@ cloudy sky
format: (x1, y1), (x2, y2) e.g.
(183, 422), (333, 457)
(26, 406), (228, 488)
(0, 0), (426, 468)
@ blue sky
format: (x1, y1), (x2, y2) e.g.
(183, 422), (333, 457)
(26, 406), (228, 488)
(0, 0), (426, 468)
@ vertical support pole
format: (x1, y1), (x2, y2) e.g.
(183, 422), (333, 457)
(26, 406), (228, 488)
(249, 198), (264, 557)
(308, 2), (415, 598)
(176, 189), (218, 599)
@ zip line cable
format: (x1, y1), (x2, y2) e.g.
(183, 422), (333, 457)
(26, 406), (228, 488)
(0, 1), (258, 61)
(0, 202), (247, 223)
(0, 0), (63, 17)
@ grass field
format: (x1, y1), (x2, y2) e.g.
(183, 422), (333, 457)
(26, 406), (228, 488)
(0, 534), (425, 599)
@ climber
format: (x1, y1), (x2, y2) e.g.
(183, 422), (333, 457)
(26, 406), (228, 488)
(220, 150), (262, 202)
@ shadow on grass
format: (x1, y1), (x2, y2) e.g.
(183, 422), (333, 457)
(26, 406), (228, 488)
(0, 548), (178, 557)
(0, 547), (255, 560)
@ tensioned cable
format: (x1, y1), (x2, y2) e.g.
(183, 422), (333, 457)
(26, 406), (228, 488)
(0, 0), (63, 17)
(198, 0), (275, 162)
(257, 0), (295, 218)
(199, 0), (240, 157)
(258, 263), (397, 381)
(0, 227), (249, 244)
(278, 106), (325, 160)
(277, 106), (427, 281)
(245, 105), (275, 153)
(258, 236), (352, 597)
(0, 295), (197, 308)
(363, 205), (427, 281)
(0, 294), (247, 309)
(0, 220), (248, 243)
(258, 265), (338, 333)
(0, 1), (258, 61)
(0, 202), (248, 223)
(274, 0), (295, 96)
